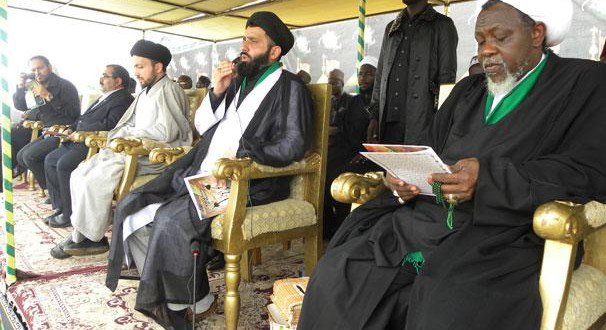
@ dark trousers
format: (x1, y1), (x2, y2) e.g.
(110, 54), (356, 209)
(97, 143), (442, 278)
(323, 147), (376, 240)
(0, 125), (37, 191)
(16, 136), (60, 189)
(44, 142), (88, 217)
(11, 125), (35, 167)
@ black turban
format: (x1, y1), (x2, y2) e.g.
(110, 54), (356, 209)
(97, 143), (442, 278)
(246, 11), (294, 55)
(130, 39), (172, 68)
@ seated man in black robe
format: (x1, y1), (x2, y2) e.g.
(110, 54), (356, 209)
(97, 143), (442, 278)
(104, 11), (313, 329)
(299, 1), (606, 329)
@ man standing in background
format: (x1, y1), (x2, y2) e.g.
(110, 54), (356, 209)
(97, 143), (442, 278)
(367, 0), (458, 144)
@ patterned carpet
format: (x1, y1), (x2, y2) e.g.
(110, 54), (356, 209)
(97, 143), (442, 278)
(0, 182), (306, 329)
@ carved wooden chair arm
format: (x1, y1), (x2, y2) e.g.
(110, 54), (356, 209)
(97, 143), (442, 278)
(22, 120), (44, 130)
(46, 124), (67, 133)
(212, 153), (321, 182)
(108, 137), (168, 157)
(71, 131), (100, 143)
(83, 131), (108, 148)
(533, 201), (606, 243)
(149, 146), (193, 166)
(330, 172), (386, 205)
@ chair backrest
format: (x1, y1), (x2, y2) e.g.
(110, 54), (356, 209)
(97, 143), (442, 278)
(185, 88), (208, 127)
(289, 84), (331, 206)
(185, 88), (208, 143)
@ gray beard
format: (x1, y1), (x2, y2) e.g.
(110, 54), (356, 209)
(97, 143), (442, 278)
(485, 62), (527, 96)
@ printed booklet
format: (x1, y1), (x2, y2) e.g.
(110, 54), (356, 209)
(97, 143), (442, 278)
(184, 174), (230, 220)
(361, 144), (451, 196)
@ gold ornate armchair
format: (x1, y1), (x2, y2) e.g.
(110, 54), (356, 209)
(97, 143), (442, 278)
(211, 83), (330, 330)
(20, 120), (69, 195)
(331, 173), (606, 330)
(73, 88), (207, 201)
(150, 84), (331, 329)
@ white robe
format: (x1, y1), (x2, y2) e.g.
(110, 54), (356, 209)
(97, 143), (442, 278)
(122, 67), (283, 265)
(69, 76), (191, 242)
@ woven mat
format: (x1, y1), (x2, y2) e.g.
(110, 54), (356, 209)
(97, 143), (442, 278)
(0, 183), (305, 329)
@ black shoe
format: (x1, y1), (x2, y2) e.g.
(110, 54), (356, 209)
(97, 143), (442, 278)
(151, 305), (193, 330)
(206, 252), (225, 271)
(48, 214), (71, 228)
(50, 236), (74, 259)
(63, 237), (109, 256)
(44, 210), (62, 224)
(12, 167), (23, 178)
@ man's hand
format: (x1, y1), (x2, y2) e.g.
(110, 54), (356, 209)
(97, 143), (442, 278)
(32, 83), (52, 101)
(17, 73), (27, 89)
(349, 154), (366, 165)
(384, 173), (420, 203)
(429, 158), (480, 203)
(367, 118), (379, 143)
(212, 61), (234, 97)
(208, 176), (228, 189)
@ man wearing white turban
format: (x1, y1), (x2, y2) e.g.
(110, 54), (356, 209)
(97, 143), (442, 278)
(299, 1), (606, 329)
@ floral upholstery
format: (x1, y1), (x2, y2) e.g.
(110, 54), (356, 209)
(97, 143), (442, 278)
(583, 201), (606, 228)
(211, 199), (316, 240)
(562, 264), (606, 329)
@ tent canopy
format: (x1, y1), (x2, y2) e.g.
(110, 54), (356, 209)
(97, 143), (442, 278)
(9, 0), (471, 42)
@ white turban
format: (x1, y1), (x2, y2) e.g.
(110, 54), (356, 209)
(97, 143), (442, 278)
(359, 56), (378, 69)
(476, 0), (573, 47)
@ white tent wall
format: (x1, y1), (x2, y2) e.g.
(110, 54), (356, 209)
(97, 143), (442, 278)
(6, 1), (606, 105)
(168, 1), (606, 94)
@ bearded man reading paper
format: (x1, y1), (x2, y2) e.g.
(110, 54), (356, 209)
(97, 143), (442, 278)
(105, 12), (313, 329)
(299, 0), (606, 329)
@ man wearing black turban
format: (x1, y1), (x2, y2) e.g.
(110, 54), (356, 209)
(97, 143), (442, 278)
(51, 39), (192, 260)
(105, 12), (314, 329)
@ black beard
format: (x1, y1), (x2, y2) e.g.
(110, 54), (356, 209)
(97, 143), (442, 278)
(237, 50), (271, 78)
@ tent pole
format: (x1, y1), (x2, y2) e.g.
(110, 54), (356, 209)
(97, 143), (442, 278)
(0, 0), (16, 286)
(356, 0), (366, 93)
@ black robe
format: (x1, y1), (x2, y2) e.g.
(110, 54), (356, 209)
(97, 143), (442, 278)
(105, 70), (314, 317)
(299, 54), (606, 329)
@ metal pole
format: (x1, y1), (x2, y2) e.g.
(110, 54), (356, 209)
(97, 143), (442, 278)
(0, 0), (16, 286)
(356, 0), (366, 93)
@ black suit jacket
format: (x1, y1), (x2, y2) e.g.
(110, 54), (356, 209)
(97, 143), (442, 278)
(74, 88), (133, 132)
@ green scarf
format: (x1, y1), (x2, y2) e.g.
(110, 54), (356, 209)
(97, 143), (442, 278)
(484, 53), (548, 125)
(239, 61), (282, 100)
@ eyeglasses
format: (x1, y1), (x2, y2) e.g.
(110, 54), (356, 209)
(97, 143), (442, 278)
(101, 74), (115, 79)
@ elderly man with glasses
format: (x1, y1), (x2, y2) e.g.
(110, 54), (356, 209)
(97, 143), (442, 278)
(41, 64), (134, 228)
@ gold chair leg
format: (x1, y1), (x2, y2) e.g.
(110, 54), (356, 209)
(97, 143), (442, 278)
(252, 247), (262, 266)
(282, 241), (291, 251)
(539, 240), (577, 330)
(304, 233), (321, 277)
(39, 188), (46, 197)
(240, 250), (252, 282)
(224, 254), (241, 330)
(27, 171), (36, 191)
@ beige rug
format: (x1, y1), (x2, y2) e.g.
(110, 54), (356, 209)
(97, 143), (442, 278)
(1, 183), (305, 329)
